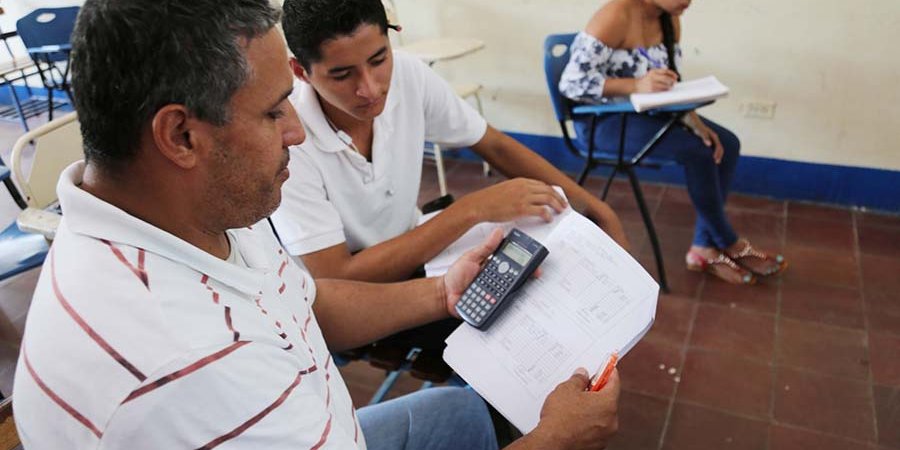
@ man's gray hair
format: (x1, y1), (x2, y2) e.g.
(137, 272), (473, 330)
(71, 0), (282, 170)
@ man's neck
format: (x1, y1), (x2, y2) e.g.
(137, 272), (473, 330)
(81, 163), (231, 260)
(318, 94), (375, 159)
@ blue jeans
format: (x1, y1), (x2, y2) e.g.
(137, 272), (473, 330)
(576, 114), (741, 249)
(357, 387), (499, 450)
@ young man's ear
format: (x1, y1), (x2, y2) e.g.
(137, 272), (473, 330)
(290, 58), (311, 83)
(151, 104), (204, 170)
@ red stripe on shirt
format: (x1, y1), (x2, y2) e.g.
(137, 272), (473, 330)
(309, 416), (333, 450)
(23, 348), (103, 438)
(198, 371), (304, 449)
(50, 251), (146, 381)
(224, 306), (240, 342)
(100, 239), (149, 290)
(278, 260), (288, 277)
(278, 282), (286, 294)
(122, 341), (251, 404)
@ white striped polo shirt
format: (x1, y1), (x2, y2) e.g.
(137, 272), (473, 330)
(13, 161), (365, 449)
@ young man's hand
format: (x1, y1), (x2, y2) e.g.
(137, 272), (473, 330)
(526, 368), (621, 450)
(456, 178), (567, 224)
(441, 228), (504, 317)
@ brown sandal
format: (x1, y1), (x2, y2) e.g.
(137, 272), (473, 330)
(686, 250), (757, 285)
(726, 238), (787, 277)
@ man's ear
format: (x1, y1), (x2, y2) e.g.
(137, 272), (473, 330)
(151, 104), (204, 170)
(290, 58), (311, 83)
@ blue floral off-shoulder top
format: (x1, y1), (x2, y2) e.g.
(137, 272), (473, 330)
(559, 31), (682, 103)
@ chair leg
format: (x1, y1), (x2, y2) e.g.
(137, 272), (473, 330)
(47, 88), (54, 121)
(432, 143), (448, 197)
(3, 178), (28, 210)
(577, 161), (593, 186)
(6, 82), (29, 132)
(600, 167), (618, 201)
(626, 168), (669, 293)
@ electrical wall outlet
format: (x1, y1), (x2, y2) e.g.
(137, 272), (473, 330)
(741, 100), (777, 119)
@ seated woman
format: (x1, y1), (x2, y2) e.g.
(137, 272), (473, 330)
(559, 0), (786, 285)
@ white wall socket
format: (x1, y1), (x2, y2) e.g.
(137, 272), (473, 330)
(741, 100), (777, 119)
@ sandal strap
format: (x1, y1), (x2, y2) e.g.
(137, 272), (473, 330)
(728, 239), (771, 262)
(689, 251), (742, 271)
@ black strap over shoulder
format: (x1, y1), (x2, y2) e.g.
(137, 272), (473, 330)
(660, 12), (681, 80)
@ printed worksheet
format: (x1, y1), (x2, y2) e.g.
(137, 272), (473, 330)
(443, 211), (658, 432)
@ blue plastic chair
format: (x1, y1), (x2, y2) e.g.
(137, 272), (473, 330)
(16, 7), (79, 121)
(544, 33), (716, 292)
(0, 157), (48, 283)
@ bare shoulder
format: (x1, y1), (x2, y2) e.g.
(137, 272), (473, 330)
(584, 0), (632, 48)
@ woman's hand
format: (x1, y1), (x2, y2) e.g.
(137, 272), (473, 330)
(692, 123), (724, 164)
(634, 69), (678, 93)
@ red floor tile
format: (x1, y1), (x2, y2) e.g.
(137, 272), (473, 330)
(676, 349), (772, 419)
(607, 390), (670, 450)
(728, 210), (786, 249)
(870, 332), (900, 387)
(605, 193), (660, 224)
(776, 318), (869, 380)
(774, 367), (875, 442)
(780, 280), (865, 330)
(582, 176), (667, 201)
(787, 202), (854, 224)
(786, 215), (856, 254)
(780, 246), (859, 289)
(874, 385), (900, 449)
(861, 254), (900, 293)
(689, 304), (775, 362)
(855, 211), (900, 229)
(637, 252), (705, 299)
(858, 224), (900, 259)
(654, 200), (698, 228)
(725, 193), (786, 217)
(645, 294), (696, 346)
(700, 276), (777, 315)
(662, 402), (768, 450)
(769, 425), (872, 450)
(618, 338), (683, 399)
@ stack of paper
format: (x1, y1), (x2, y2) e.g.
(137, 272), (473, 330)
(437, 210), (659, 432)
(630, 75), (729, 112)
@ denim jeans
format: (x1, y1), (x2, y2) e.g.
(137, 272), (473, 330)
(575, 113), (741, 249)
(357, 387), (499, 450)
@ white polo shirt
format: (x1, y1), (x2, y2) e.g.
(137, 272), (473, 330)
(270, 51), (487, 256)
(14, 162), (365, 449)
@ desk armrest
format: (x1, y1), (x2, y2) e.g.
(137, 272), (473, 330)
(572, 100), (714, 116)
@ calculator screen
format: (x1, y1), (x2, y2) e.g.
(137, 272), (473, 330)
(501, 241), (532, 266)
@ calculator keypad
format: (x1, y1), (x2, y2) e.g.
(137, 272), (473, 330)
(458, 256), (521, 326)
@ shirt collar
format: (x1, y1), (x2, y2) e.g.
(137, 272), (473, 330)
(58, 161), (270, 296)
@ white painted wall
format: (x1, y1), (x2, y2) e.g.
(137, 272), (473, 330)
(392, 0), (900, 171)
(6, 0), (899, 171)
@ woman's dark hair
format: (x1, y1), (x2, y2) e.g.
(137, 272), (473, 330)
(282, 0), (389, 72)
(71, 0), (281, 171)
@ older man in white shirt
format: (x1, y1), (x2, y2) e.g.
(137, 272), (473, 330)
(13, 1), (621, 449)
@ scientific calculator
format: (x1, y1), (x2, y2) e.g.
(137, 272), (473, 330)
(455, 228), (548, 329)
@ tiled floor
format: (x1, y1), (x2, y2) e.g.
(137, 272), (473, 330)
(1, 119), (899, 448)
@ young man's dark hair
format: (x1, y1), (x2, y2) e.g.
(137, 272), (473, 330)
(70, 0), (281, 172)
(282, 0), (389, 71)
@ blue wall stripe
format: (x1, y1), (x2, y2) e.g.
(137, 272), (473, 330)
(446, 131), (900, 213)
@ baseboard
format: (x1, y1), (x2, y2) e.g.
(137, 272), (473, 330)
(446, 131), (900, 214)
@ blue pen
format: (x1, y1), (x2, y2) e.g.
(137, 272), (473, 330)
(637, 47), (663, 69)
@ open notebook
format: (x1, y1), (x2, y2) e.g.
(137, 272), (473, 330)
(630, 75), (729, 112)
(430, 205), (659, 432)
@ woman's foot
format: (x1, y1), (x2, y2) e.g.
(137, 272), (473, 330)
(686, 246), (756, 285)
(724, 238), (787, 277)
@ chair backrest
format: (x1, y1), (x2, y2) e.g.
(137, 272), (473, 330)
(15, 7), (79, 63)
(543, 33), (577, 123)
(10, 112), (83, 209)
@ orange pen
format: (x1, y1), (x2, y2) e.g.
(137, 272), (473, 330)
(588, 352), (619, 392)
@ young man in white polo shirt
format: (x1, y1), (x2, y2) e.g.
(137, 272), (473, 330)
(271, 0), (628, 283)
(13, 1), (621, 449)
